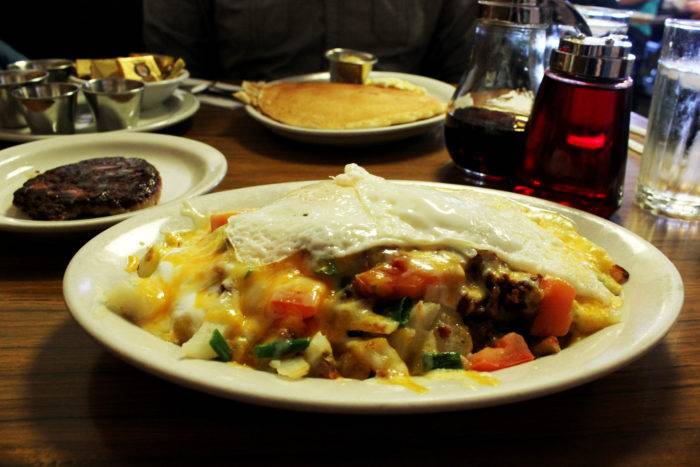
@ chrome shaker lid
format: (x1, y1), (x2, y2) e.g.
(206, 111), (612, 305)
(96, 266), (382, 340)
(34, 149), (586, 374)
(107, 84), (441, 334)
(550, 34), (635, 79)
(478, 0), (592, 32)
(479, 0), (548, 25)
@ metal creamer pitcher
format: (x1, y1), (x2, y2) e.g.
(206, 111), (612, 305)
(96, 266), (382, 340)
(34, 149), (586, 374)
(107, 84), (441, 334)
(445, 0), (590, 186)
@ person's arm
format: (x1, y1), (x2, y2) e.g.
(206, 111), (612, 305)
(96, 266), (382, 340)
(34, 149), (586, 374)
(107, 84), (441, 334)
(143, 0), (219, 78)
(419, 0), (479, 83)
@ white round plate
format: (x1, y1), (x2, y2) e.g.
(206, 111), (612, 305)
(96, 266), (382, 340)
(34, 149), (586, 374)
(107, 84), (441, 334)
(0, 89), (199, 143)
(0, 132), (227, 233)
(244, 71), (453, 145)
(63, 182), (684, 413)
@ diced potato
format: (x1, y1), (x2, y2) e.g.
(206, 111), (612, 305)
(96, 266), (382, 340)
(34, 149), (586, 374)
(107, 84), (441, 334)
(407, 301), (441, 331)
(181, 322), (227, 359)
(303, 332), (338, 378)
(171, 293), (203, 343)
(327, 300), (399, 336)
(345, 338), (409, 378)
(388, 301), (441, 372)
(387, 327), (416, 362)
(105, 280), (166, 324)
(432, 307), (472, 355)
(421, 332), (438, 354)
(304, 332), (333, 367)
(270, 357), (310, 379)
(337, 351), (372, 379)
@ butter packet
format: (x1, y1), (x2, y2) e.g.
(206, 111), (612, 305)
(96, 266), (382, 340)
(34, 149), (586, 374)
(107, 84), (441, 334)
(117, 56), (162, 82)
(165, 58), (186, 79)
(131, 54), (186, 79)
(75, 59), (93, 79)
(90, 59), (121, 79)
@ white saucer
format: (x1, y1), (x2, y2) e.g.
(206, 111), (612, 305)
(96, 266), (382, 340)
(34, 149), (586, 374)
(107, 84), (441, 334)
(245, 71), (454, 145)
(0, 89), (200, 143)
(0, 132), (227, 233)
(63, 182), (683, 412)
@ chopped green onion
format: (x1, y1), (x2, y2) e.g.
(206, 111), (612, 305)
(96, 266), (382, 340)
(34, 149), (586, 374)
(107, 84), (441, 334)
(254, 338), (311, 359)
(376, 297), (413, 325)
(209, 329), (232, 361)
(422, 352), (464, 371)
(315, 259), (338, 276)
(244, 266), (254, 278)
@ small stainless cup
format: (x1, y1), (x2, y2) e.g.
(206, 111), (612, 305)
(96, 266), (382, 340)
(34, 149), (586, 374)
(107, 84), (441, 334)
(12, 83), (80, 134)
(0, 70), (48, 128)
(82, 78), (144, 131)
(9, 59), (76, 83)
(325, 48), (377, 84)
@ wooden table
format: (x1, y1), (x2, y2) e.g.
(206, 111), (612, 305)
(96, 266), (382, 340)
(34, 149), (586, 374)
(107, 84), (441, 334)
(1, 104), (698, 465)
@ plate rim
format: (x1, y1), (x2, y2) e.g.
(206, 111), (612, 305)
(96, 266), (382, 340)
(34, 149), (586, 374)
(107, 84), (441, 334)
(62, 180), (685, 413)
(0, 132), (227, 233)
(0, 89), (200, 143)
(243, 71), (453, 141)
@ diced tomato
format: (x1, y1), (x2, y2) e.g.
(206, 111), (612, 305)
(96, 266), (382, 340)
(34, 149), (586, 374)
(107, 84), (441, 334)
(353, 257), (439, 299)
(469, 332), (535, 372)
(530, 277), (576, 337)
(269, 276), (327, 319)
(209, 211), (238, 231)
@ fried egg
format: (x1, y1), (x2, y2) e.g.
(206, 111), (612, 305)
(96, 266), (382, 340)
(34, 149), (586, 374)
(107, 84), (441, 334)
(225, 164), (615, 303)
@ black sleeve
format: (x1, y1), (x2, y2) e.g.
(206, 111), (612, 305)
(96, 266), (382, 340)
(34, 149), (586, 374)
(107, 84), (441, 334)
(142, 0), (219, 78)
(420, 0), (479, 83)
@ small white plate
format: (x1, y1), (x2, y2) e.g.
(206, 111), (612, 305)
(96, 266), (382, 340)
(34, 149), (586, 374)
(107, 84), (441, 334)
(0, 89), (199, 143)
(0, 132), (227, 233)
(63, 182), (684, 413)
(245, 71), (453, 145)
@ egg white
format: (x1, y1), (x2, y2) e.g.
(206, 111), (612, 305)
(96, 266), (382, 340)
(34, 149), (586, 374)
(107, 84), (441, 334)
(225, 164), (614, 303)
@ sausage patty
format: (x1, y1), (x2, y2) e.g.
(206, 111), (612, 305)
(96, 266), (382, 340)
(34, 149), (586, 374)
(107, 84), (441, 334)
(13, 157), (162, 220)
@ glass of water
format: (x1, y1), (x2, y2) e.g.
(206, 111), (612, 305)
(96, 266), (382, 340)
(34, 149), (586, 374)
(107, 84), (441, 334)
(574, 6), (632, 37)
(636, 19), (700, 220)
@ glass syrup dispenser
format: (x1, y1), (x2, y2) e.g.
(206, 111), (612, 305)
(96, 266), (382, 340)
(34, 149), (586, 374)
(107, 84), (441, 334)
(445, 0), (590, 187)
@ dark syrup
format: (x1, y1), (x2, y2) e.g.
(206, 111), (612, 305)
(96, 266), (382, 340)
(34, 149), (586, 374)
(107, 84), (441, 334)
(444, 107), (527, 186)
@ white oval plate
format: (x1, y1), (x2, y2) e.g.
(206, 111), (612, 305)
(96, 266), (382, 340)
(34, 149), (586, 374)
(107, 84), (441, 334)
(63, 182), (684, 413)
(0, 89), (199, 143)
(0, 132), (227, 233)
(245, 71), (453, 145)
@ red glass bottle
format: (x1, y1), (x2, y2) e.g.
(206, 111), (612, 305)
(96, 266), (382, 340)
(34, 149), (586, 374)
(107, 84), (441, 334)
(515, 35), (635, 218)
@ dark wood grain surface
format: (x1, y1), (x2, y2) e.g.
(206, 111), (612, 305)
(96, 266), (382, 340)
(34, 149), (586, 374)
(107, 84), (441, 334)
(1, 104), (698, 466)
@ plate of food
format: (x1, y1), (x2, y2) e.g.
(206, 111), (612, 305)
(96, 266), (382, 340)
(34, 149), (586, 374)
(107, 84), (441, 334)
(235, 71), (453, 145)
(0, 132), (227, 233)
(63, 165), (683, 413)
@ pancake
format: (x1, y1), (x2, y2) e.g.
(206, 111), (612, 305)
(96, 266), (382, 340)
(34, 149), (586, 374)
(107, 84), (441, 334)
(236, 81), (446, 129)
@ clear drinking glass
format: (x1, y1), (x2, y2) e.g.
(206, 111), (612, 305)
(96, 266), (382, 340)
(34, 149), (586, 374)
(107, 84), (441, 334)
(573, 6), (632, 37)
(636, 19), (700, 220)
